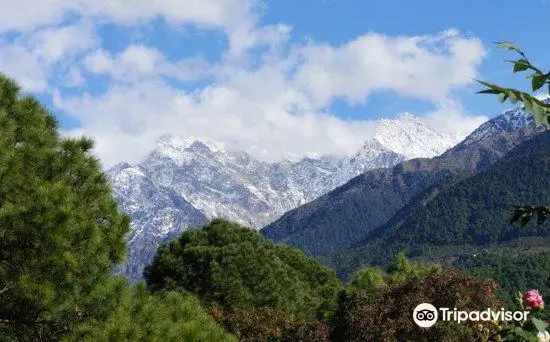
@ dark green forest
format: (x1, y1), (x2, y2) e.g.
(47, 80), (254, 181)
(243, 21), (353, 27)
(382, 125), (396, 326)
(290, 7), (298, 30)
(323, 128), (550, 280)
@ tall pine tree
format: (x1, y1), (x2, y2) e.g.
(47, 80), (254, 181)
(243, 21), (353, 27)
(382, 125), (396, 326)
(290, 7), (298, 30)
(0, 74), (129, 340)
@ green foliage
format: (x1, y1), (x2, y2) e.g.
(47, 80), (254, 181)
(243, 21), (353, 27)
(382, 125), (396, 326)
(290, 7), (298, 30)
(351, 252), (441, 293)
(350, 267), (386, 293)
(0, 74), (129, 340)
(331, 270), (501, 342)
(460, 252), (550, 313)
(326, 130), (550, 279)
(211, 307), (330, 342)
(477, 42), (550, 126)
(64, 280), (235, 342)
(145, 219), (342, 320)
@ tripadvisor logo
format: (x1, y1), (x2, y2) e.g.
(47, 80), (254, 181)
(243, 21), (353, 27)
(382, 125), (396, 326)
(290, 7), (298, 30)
(413, 303), (530, 328)
(413, 303), (438, 328)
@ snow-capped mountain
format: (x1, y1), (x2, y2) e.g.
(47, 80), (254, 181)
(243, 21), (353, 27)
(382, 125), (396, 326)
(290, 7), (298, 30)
(108, 113), (461, 279)
(109, 165), (207, 278)
(454, 99), (549, 149)
(373, 112), (459, 158)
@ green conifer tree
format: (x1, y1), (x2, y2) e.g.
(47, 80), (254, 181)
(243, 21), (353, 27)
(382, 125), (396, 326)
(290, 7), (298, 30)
(63, 280), (236, 342)
(145, 218), (342, 320)
(0, 74), (129, 340)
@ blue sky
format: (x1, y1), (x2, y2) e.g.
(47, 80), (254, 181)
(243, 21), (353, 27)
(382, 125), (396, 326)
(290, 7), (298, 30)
(0, 0), (548, 167)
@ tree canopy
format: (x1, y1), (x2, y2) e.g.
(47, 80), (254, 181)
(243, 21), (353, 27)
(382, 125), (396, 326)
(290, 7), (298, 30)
(64, 280), (236, 342)
(0, 74), (235, 342)
(0, 74), (129, 340)
(350, 252), (441, 293)
(145, 218), (343, 319)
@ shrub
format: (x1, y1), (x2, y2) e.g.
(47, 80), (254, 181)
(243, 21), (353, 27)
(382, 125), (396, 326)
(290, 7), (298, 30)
(331, 269), (501, 342)
(211, 306), (330, 342)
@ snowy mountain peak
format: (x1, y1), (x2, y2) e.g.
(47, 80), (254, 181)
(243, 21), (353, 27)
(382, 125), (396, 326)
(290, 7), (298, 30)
(106, 161), (132, 177)
(157, 134), (225, 153)
(396, 111), (422, 122)
(458, 102), (547, 147)
(153, 134), (226, 166)
(373, 113), (460, 159)
(358, 138), (388, 151)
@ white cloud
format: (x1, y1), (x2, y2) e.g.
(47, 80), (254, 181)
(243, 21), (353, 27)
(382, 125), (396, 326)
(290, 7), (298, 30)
(54, 29), (487, 167)
(54, 76), (377, 167)
(292, 30), (486, 107)
(27, 22), (98, 63)
(0, 22), (98, 91)
(0, 0), (254, 33)
(0, 0), (72, 33)
(1, 1), (489, 168)
(423, 98), (489, 138)
(0, 41), (48, 92)
(0, 0), (270, 58)
(84, 45), (164, 80)
(64, 67), (85, 87)
(83, 45), (213, 83)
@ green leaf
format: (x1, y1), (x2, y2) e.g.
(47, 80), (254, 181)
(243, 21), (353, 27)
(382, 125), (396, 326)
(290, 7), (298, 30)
(476, 89), (502, 95)
(522, 95), (534, 113)
(532, 317), (546, 333)
(476, 79), (503, 90)
(513, 59), (531, 73)
(514, 327), (538, 341)
(498, 92), (508, 103)
(532, 73), (546, 91)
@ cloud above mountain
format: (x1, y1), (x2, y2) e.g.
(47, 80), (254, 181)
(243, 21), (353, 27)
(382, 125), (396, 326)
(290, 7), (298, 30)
(0, 0), (488, 167)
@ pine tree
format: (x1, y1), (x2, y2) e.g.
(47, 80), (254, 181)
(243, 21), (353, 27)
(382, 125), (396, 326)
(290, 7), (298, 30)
(63, 280), (236, 342)
(0, 74), (129, 341)
(145, 218), (342, 320)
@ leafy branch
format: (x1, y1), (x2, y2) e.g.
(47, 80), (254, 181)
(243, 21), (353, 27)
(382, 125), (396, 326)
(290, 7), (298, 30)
(477, 42), (550, 126)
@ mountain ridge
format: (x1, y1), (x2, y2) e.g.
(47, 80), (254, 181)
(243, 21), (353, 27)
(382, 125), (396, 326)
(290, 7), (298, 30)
(325, 128), (550, 279)
(109, 113), (458, 279)
(261, 105), (546, 260)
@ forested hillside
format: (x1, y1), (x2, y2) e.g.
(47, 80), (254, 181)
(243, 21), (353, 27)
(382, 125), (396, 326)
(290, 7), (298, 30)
(325, 129), (550, 279)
